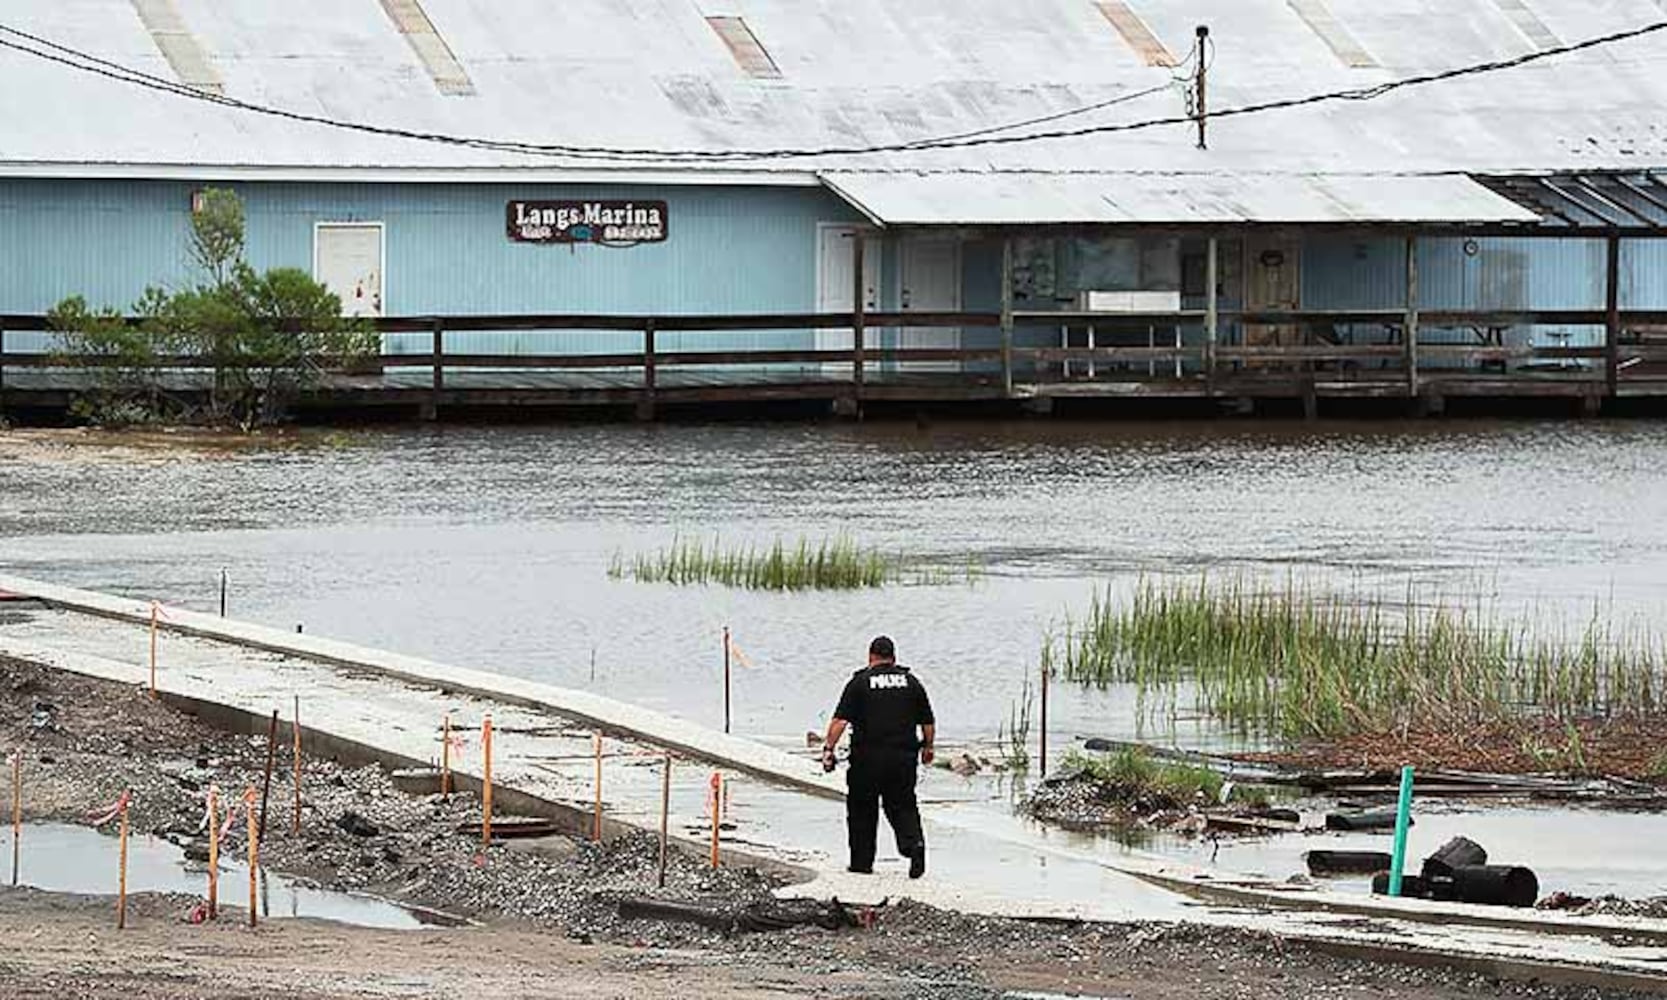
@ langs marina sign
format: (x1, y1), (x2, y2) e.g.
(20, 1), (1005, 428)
(507, 200), (669, 246)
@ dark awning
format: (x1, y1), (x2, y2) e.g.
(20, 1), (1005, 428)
(1473, 172), (1667, 232)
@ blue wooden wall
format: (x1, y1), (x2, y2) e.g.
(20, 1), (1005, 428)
(0, 179), (862, 354)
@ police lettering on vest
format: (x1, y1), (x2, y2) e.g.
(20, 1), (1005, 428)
(834, 664), (936, 756)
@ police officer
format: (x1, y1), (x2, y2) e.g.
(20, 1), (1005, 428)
(819, 636), (935, 879)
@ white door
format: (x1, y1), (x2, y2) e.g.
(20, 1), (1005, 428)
(314, 222), (385, 318)
(816, 225), (880, 371)
(899, 236), (962, 371)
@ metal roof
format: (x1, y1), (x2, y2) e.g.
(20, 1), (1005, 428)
(1, 0), (1666, 210)
(1475, 171), (1667, 230)
(822, 171), (1543, 226)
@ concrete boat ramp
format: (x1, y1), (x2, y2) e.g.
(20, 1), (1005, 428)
(2, 573), (1666, 992)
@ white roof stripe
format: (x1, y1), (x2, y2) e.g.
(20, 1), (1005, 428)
(820, 171), (1544, 226)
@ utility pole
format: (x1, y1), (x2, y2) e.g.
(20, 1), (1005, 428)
(1194, 25), (1210, 150)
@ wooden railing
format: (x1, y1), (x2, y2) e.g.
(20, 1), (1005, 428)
(4, 309), (1667, 416)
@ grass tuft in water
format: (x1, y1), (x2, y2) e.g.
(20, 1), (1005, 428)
(1063, 746), (1225, 804)
(1050, 574), (1667, 743)
(608, 535), (979, 591)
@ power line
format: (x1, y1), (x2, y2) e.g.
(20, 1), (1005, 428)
(0, 18), (1663, 164)
(0, 19), (1191, 162)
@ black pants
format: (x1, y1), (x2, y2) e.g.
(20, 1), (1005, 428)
(846, 751), (924, 871)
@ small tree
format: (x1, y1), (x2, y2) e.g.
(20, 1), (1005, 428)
(51, 188), (375, 428)
(189, 188), (246, 289)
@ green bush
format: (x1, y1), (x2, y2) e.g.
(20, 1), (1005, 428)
(48, 188), (375, 428)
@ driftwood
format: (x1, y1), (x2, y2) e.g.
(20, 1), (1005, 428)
(616, 896), (862, 936)
(1079, 738), (1666, 805)
(1202, 812), (1301, 835)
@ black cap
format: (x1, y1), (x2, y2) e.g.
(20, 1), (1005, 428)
(868, 635), (896, 660)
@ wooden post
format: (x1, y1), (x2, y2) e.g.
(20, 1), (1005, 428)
(852, 233), (867, 408)
(592, 731), (604, 843)
(722, 626), (732, 735)
(709, 772), (722, 869)
(1039, 654), (1050, 779)
(1205, 236), (1219, 389)
(148, 603), (159, 699)
(440, 713), (453, 795)
(657, 753), (671, 889)
(639, 319), (657, 422)
(1000, 237), (1015, 396)
(206, 788), (219, 920)
(1404, 235), (1420, 399)
(428, 318), (444, 421)
(245, 789), (258, 929)
(1606, 234), (1621, 398)
(481, 716), (494, 847)
(291, 696), (302, 835)
(10, 750), (21, 887)
(116, 799), (129, 930)
(258, 710), (278, 837)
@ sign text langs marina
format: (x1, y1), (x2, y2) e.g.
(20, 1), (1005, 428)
(507, 200), (669, 246)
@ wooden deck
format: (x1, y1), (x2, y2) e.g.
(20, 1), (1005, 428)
(4, 309), (1667, 419)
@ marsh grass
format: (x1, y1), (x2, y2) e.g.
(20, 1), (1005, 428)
(1000, 677), (1035, 772)
(1053, 575), (1667, 742)
(608, 535), (979, 591)
(1063, 746), (1225, 804)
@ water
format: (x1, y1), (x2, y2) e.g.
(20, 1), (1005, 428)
(3, 822), (448, 929)
(2, 419), (1666, 747)
(1062, 800), (1667, 900)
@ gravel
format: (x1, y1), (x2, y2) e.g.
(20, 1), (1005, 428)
(4, 656), (1662, 999)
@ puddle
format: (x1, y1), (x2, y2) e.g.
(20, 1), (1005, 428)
(4, 823), (456, 930)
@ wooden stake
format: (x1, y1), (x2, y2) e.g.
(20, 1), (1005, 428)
(481, 716), (494, 847)
(592, 731), (603, 843)
(657, 753), (671, 889)
(10, 750), (20, 888)
(709, 772), (721, 869)
(206, 788), (219, 920)
(440, 713), (452, 795)
(291, 697), (302, 836)
(148, 603), (159, 699)
(245, 789), (258, 929)
(259, 710), (278, 838)
(722, 627), (732, 735)
(116, 797), (129, 930)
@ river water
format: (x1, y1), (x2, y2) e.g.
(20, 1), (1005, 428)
(2, 419), (1665, 749)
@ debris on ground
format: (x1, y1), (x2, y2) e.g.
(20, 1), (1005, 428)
(5, 655), (1665, 999)
(1368, 836), (1540, 908)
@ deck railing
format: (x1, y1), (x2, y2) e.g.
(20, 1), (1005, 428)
(4, 309), (1667, 415)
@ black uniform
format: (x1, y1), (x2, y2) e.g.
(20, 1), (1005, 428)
(833, 662), (935, 872)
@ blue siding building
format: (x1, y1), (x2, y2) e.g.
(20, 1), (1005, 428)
(2, 0), (1665, 391)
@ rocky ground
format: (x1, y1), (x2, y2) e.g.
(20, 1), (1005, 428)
(1, 656), (1659, 1000)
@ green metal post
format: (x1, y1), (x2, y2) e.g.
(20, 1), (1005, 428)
(1387, 765), (1415, 896)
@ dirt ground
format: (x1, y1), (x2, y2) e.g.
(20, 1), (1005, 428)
(0, 656), (1656, 1000)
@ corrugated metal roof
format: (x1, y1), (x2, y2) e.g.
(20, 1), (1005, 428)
(0, 0), (1664, 188)
(821, 170), (1543, 225)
